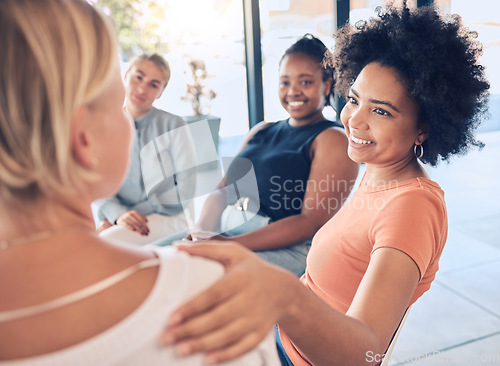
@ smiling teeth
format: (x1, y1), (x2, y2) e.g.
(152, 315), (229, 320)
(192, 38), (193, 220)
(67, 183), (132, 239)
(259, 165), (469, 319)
(288, 101), (305, 107)
(351, 135), (373, 144)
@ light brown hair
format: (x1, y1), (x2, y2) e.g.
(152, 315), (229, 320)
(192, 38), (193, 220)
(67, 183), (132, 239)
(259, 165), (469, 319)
(0, 0), (118, 205)
(127, 53), (171, 90)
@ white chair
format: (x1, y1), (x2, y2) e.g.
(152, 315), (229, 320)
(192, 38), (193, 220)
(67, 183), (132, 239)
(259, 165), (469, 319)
(381, 306), (411, 366)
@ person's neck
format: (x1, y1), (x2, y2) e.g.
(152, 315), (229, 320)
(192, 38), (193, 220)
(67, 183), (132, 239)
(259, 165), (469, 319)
(364, 158), (428, 187)
(288, 111), (325, 127)
(125, 104), (151, 120)
(0, 195), (95, 246)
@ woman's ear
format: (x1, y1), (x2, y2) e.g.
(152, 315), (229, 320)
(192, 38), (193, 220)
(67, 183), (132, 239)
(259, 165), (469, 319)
(324, 78), (333, 97)
(71, 106), (98, 169)
(415, 122), (429, 145)
(416, 131), (429, 145)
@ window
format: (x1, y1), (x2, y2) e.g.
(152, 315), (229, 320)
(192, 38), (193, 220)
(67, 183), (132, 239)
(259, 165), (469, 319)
(93, 0), (249, 138)
(92, 0), (500, 136)
(350, 0), (500, 132)
(260, 0), (336, 122)
(161, 0), (249, 137)
(438, 0), (500, 131)
(350, 0), (418, 25)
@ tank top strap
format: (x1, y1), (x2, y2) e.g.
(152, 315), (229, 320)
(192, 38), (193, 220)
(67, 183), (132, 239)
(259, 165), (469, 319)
(0, 257), (160, 323)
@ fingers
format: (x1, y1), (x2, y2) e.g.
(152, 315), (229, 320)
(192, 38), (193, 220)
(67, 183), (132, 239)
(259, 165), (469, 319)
(96, 220), (112, 233)
(162, 243), (292, 363)
(165, 297), (240, 348)
(175, 319), (269, 365)
(164, 280), (273, 363)
(166, 268), (243, 331)
(175, 241), (251, 266)
(116, 211), (149, 235)
(203, 329), (270, 365)
(128, 211), (148, 229)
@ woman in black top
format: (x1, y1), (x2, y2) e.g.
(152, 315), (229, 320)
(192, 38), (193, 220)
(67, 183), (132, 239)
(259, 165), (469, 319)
(158, 34), (358, 276)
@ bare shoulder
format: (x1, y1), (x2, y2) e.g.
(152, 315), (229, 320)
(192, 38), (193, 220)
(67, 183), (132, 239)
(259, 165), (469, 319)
(318, 125), (348, 142)
(309, 126), (358, 179)
(238, 121), (274, 150)
(312, 126), (349, 154)
(0, 237), (159, 359)
(247, 121), (273, 139)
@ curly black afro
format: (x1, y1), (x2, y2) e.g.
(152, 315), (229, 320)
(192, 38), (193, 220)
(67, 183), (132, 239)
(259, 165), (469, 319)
(330, 3), (490, 166)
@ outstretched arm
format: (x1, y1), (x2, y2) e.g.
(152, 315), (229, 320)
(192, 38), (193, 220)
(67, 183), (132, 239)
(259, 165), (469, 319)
(163, 242), (419, 365)
(223, 127), (359, 250)
(191, 181), (227, 234)
(190, 122), (272, 234)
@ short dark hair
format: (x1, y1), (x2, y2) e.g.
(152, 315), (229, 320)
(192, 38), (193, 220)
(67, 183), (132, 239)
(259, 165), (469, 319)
(280, 33), (335, 107)
(331, 4), (490, 166)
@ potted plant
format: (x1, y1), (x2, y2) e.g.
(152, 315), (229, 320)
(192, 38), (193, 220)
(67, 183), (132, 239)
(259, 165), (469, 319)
(182, 59), (217, 116)
(182, 58), (221, 169)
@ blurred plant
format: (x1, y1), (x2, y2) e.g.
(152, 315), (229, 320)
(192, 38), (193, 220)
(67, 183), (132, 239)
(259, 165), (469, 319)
(182, 59), (217, 116)
(89, 0), (169, 60)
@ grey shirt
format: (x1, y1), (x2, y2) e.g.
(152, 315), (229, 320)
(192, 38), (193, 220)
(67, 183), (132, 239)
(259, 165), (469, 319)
(94, 107), (196, 223)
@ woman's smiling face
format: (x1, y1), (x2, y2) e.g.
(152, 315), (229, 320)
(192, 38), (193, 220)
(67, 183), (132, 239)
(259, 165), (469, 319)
(340, 62), (424, 167)
(278, 52), (332, 125)
(124, 60), (167, 119)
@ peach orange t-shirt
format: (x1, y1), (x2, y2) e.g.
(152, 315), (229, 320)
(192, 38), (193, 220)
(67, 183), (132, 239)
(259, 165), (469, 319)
(279, 175), (448, 365)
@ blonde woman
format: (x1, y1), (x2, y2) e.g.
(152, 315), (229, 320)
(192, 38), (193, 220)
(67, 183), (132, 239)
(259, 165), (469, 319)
(0, 0), (278, 365)
(94, 53), (197, 246)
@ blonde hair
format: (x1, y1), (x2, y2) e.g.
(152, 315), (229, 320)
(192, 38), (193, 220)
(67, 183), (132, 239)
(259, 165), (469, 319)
(0, 0), (118, 205)
(127, 53), (171, 90)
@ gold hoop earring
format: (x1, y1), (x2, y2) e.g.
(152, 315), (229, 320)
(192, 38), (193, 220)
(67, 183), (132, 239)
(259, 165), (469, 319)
(414, 144), (424, 159)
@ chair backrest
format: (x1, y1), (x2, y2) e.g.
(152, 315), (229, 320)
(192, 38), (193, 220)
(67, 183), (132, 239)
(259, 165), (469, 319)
(381, 306), (411, 366)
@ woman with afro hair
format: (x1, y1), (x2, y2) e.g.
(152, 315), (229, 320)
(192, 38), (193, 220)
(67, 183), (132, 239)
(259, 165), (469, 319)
(162, 3), (490, 366)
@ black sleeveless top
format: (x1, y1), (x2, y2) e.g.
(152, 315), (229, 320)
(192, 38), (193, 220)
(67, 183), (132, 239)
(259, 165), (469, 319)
(225, 119), (342, 222)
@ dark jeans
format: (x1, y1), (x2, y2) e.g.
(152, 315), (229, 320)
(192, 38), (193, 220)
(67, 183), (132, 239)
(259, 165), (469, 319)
(276, 325), (294, 366)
